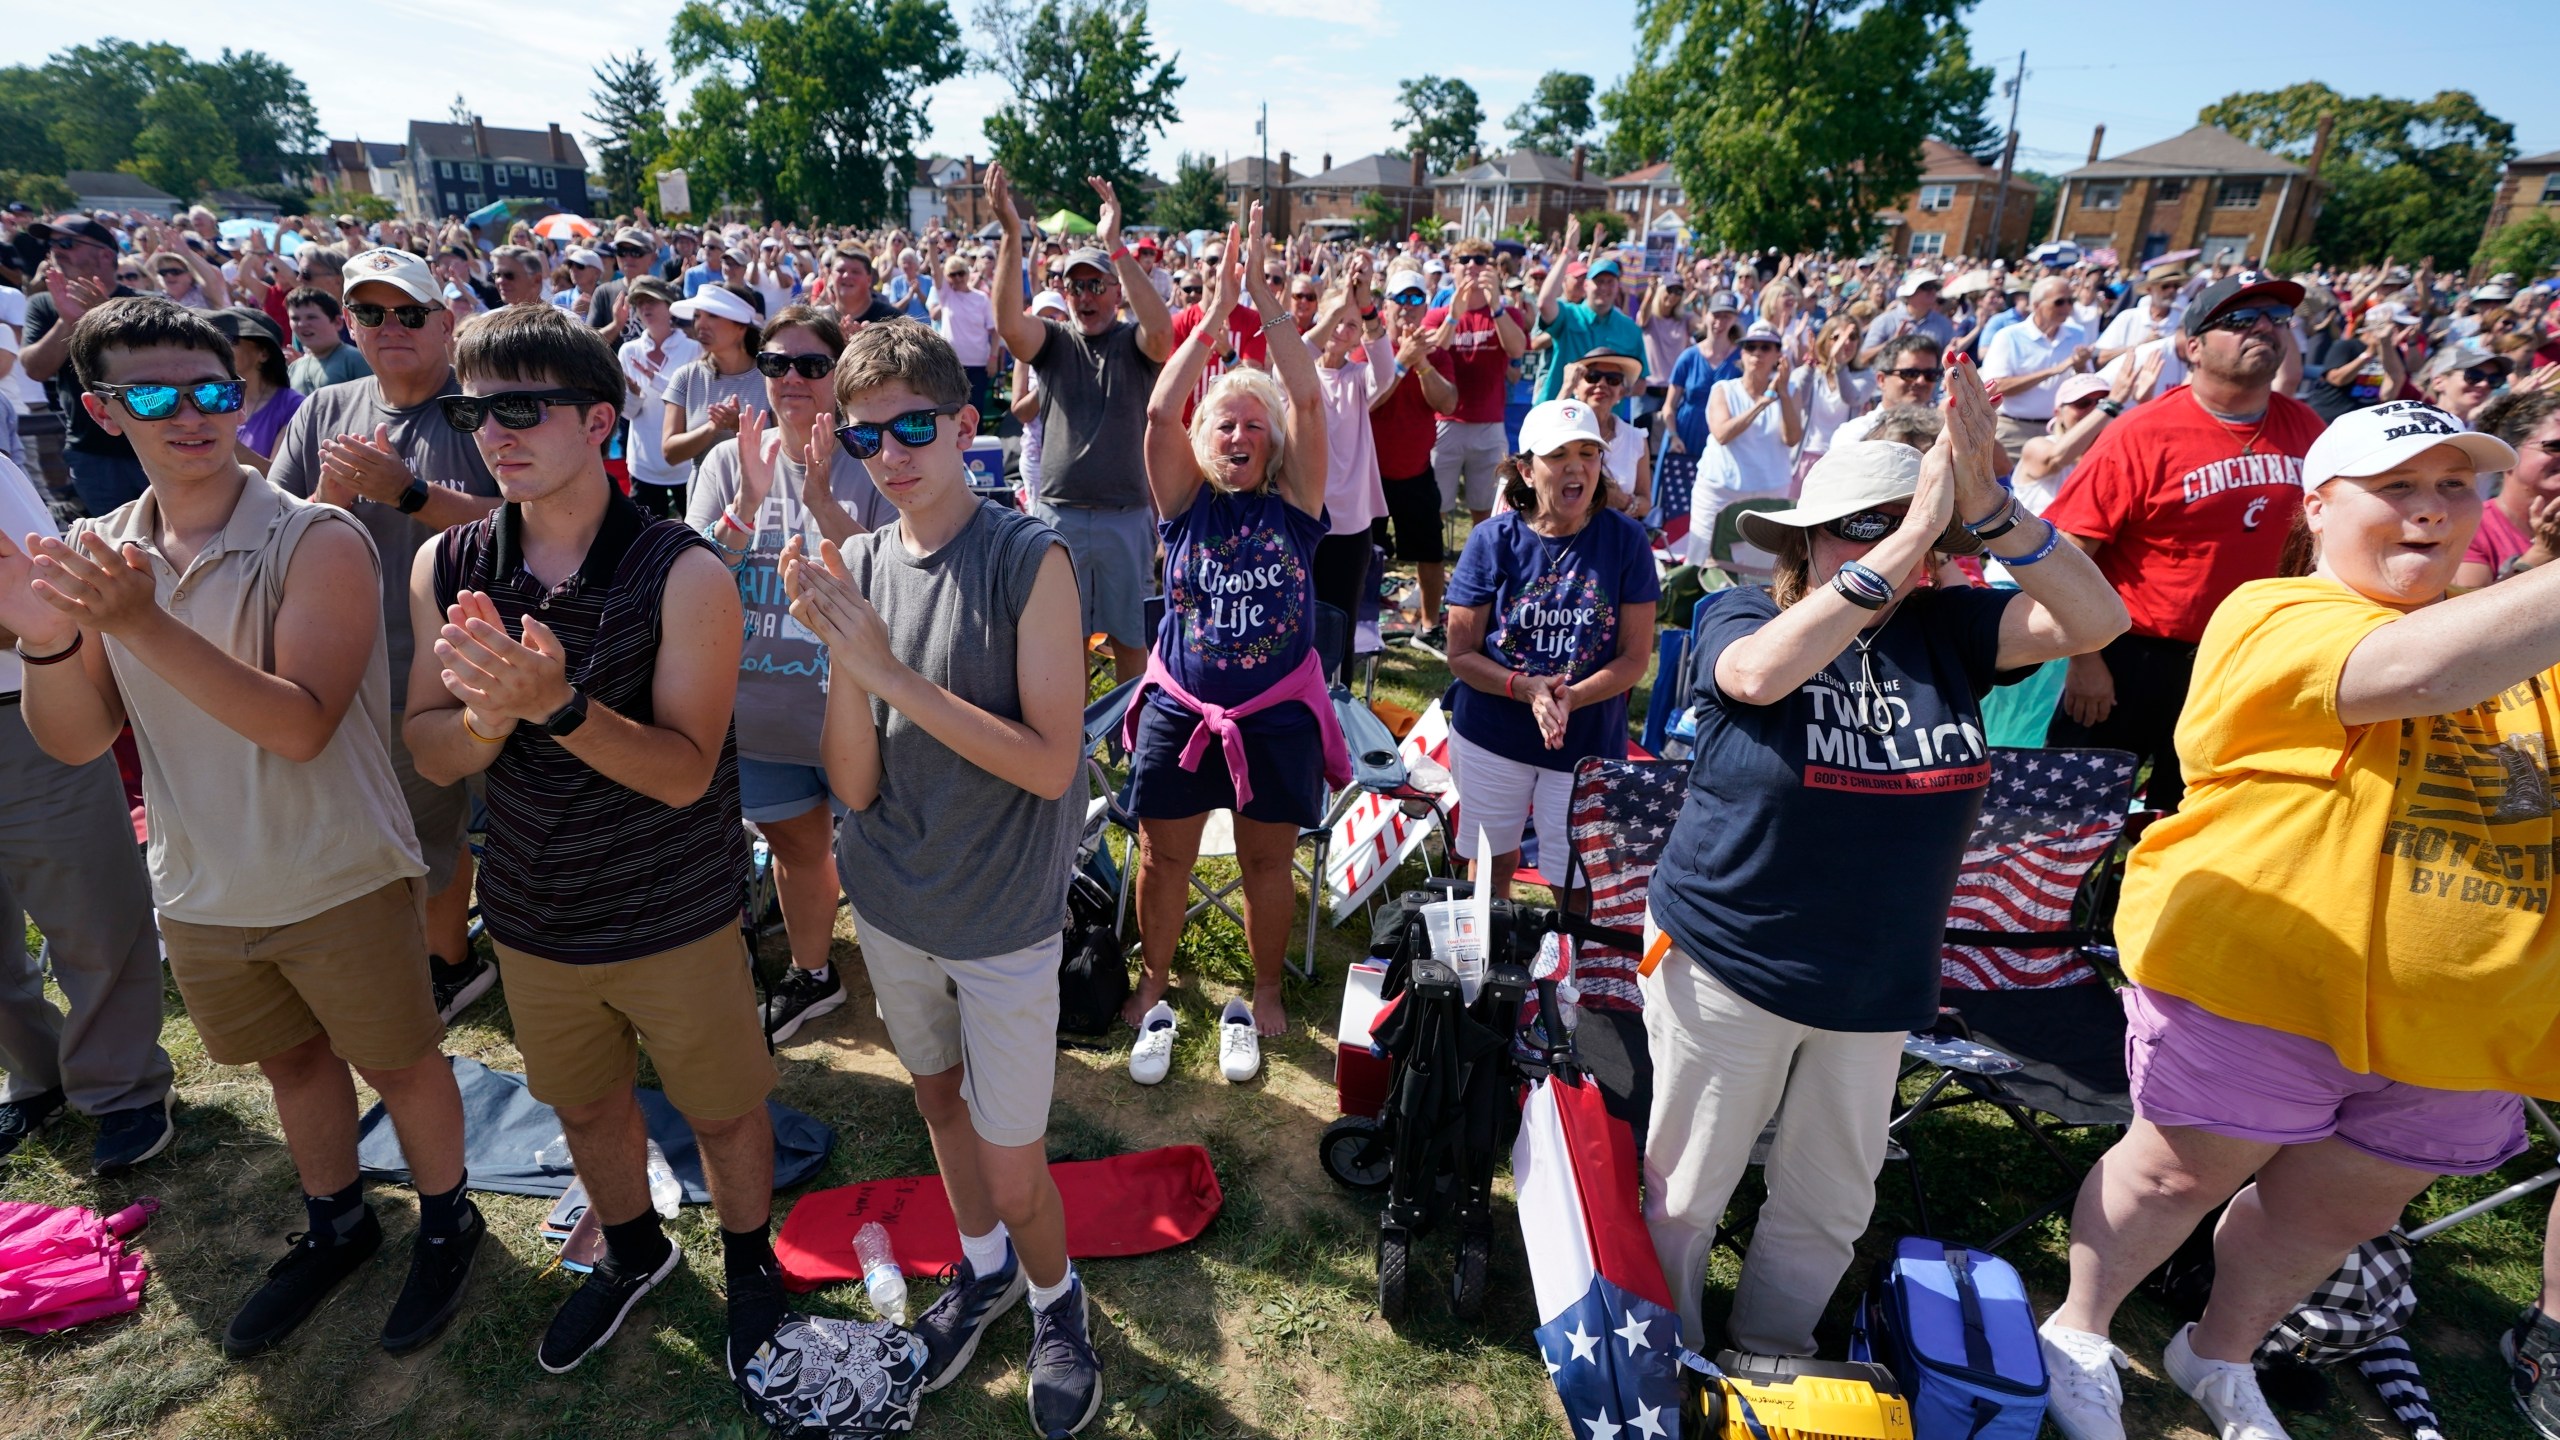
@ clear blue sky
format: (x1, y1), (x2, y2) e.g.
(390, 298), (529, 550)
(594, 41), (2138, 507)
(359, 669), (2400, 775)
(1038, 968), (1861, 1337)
(20, 0), (2557, 187)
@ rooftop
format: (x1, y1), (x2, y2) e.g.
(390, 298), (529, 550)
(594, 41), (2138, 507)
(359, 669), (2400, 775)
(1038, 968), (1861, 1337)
(1291, 152), (1427, 189)
(1917, 138), (2036, 189)
(1433, 150), (1597, 187)
(406, 120), (589, 170)
(65, 170), (176, 201)
(2062, 124), (2306, 180)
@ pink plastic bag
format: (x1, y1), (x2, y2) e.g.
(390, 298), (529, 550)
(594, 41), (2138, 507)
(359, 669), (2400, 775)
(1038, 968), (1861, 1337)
(0, 1197), (156, 1333)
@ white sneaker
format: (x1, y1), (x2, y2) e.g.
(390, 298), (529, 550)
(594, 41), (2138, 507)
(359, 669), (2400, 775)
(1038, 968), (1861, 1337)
(1129, 1001), (1177, 1085)
(1218, 998), (1261, 1083)
(2038, 1318), (2131, 1440)
(2162, 1323), (2292, 1440)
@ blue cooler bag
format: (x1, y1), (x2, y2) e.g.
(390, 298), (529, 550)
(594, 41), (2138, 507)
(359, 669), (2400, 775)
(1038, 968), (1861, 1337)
(1851, 1238), (2047, 1440)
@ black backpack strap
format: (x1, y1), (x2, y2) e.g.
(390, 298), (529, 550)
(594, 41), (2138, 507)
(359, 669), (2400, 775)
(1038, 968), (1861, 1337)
(1945, 1243), (1997, 1373)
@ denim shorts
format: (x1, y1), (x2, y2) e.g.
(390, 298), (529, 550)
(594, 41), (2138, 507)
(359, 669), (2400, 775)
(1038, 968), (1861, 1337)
(737, 758), (837, 825)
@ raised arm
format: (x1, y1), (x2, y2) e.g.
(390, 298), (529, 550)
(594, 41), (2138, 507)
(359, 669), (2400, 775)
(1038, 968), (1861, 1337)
(1091, 177), (1172, 363)
(1536, 214), (1579, 328)
(986, 165), (1047, 364)
(1241, 210), (1328, 517)
(1145, 221), (1245, 517)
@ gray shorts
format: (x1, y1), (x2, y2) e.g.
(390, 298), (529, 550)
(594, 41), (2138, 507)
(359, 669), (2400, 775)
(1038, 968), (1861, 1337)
(388, 713), (470, 895)
(1433, 420), (1508, 513)
(849, 902), (1061, 1148)
(1031, 500), (1152, 649)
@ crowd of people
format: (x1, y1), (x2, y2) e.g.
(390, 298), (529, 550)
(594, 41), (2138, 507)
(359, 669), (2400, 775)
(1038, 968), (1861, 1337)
(1, 178), (2559, 1440)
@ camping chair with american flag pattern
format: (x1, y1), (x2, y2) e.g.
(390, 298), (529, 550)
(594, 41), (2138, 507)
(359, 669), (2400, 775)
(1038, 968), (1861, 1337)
(1889, 746), (2143, 1251)
(1547, 756), (1691, 1141)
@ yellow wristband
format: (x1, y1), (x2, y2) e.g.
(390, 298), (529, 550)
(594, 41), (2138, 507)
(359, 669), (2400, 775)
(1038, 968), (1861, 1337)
(463, 712), (506, 744)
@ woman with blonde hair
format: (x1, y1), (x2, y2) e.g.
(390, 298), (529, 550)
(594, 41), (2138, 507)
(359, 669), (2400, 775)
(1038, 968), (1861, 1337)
(1120, 209), (1349, 1079)
(1790, 314), (1873, 490)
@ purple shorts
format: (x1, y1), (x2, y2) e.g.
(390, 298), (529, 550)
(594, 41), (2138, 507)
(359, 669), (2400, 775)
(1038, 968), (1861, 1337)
(2123, 984), (2527, 1176)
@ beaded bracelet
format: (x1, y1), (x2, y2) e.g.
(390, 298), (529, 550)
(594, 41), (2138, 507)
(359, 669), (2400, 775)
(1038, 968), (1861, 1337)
(1998, 517), (2066, 567)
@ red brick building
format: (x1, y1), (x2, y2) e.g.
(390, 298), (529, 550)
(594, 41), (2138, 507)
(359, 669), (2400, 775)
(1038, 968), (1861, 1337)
(1881, 140), (2038, 262)
(2483, 148), (2560, 254)
(1290, 152), (1434, 230)
(2051, 125), (2318, 267)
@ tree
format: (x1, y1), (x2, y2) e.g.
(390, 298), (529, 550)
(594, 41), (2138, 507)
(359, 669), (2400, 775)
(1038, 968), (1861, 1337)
(125, 80), (244, 201)
(449, 93), (474, 126)
(1149, 152), (1230, 235)
(193, 49), (322, 183)
(1573, 207), (1637, 240)
(587, 51), (671, 215)
(0, 68), (66, 177)
(976, 0), (1181, 217)
(667, 0), (965, 224)
(2478, 213), (2560, 280)
(0, 171), (78, 214)
(2016, 167), (2059, 247)
(2200, 83), (2515, 265)
(1610, 0), (1993, 255)
(1506, 71), (1596, 156)
(41, 40), (189, 174)
(1395, 75), (1484, 174)
(7, 42), (318, 191)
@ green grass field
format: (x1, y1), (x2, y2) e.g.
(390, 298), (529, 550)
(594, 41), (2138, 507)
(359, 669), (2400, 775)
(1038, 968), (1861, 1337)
(0, 633), (2546, 1439)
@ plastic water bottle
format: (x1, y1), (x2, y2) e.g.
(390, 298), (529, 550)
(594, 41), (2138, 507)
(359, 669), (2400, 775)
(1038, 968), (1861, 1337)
(644, 1140), (682, 1219)
(1555, 980), (1584, 1033)
(532, 1132), (573, 1171)
(852, 1221), (908, 1325)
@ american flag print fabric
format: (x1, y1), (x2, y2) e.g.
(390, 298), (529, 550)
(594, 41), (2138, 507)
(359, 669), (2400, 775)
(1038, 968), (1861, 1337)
(1940, 748), (2138, 991)
(1560, 759), (1690, 1013)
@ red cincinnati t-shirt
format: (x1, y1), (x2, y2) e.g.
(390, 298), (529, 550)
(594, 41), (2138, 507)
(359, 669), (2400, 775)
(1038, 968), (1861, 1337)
(1425, 303), (1521, 423)
(1168, 301), (1271, 423)
(1372, 366), (1438, 480)
(2042, 384), (2324, 645)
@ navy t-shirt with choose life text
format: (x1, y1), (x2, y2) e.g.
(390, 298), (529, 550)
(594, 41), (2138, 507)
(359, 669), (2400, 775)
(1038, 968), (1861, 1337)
(1447, 508), (1661, 771)
(1649, 583), (2019, 1032)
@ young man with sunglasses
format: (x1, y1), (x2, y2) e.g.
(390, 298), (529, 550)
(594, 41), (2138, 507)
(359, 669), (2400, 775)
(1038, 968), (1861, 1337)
(2040, 276), (2322, 814)
(987, 164), (1174, 686)
(780, 317), (1098, 1436)
(1424, 237), (1528, 525)
(19, 215), (147, 515)
(269, 249), (504, 1023)
(401, 303), (781, 1378)
(0, 296), (476, 1358)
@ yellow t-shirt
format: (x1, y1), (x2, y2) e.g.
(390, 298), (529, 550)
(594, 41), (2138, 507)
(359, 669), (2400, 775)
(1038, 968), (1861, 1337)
(2117, 575), (2560, 1094)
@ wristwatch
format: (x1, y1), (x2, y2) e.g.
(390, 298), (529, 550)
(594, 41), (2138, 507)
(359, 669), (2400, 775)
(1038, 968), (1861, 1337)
(536, 688), (589, 738)
(2097, 399), (2125, 418)
(396, 476), (432, 515)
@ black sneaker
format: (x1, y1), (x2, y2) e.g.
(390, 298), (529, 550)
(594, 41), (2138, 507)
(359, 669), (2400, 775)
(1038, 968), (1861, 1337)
(913, 1244), (1026, 1393)
(92, 1091), (175, 1176)
(762, 965), (846, 1045)
(0, 1087), (66, 1161)
(724, 1250), (789, 1379)
(381, 1200), (485, 1355)
(1415, 624), (1447, 653)
(537, 1240), (683, 1374)
(1026, 1277), (1102, 1437)
(222, 1208), (384, 1358)
(431, 953), (497, 1023)
(2506, 1305), (2560, 1439)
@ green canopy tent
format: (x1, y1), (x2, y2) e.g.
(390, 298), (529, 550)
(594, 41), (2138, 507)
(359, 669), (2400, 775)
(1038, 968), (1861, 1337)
(1038, 210), (1096, 236)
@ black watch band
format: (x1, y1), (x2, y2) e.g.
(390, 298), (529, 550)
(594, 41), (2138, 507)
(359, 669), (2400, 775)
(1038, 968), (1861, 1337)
(2098, 399), (2125, 418)
(396, 476), (431, 515)
(536, 688), (589, 738)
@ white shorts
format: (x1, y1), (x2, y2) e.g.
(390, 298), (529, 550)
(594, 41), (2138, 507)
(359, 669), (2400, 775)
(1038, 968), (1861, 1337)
(1433, 420), (1509, 514)
(848, 903), (1060, 1148)
(1449, 730), (1575, 866)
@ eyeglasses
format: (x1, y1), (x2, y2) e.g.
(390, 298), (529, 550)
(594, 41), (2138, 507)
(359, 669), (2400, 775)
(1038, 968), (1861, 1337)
(439, 389), (606, 432)
(1065, 277), (1113, 298)
(755, 351), (837, 380)
(1740, 341), (1780, 355)
(2456, 364), (2506, 386)
(154, 267), (187, 280)
(614, 244), (650, 257)
(347, 301), (443, 329)
(1824, 509), (1903, 543)
(1455, 255), (1494, 267)
(1579, 370), (1627, 388)
(2209, 305), (2293, 334)
(1289, 291), (1320, 303)
(1179, 285), (1204, 296)
(90, 380), (246, 420)
(49, 235), (108, 253)
(1878, 366), (1944, 384)
(1392, 292), (1426, 307)
(836, 403), (962, 459)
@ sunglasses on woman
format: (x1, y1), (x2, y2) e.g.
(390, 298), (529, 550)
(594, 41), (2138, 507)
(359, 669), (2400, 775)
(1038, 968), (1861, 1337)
(835, 403), (963, 459)
(755, 351), (837, 380)
(438, 390), (605, 432)
(1580, 370), (1627, 388)
(347, 301), (443, 329)
(90, 380), (247, 421)
(1824, 509), (1903, 543)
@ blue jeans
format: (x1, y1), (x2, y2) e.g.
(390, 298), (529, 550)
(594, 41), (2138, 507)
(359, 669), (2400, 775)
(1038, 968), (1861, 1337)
(65, 448), (148, 518)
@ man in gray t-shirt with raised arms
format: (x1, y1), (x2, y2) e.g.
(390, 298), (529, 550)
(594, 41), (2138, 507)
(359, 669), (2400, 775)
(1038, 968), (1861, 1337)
(986, 163), (1173, 684)
(782, 319), (1103, 1437)
(266, 249), (501, 1020)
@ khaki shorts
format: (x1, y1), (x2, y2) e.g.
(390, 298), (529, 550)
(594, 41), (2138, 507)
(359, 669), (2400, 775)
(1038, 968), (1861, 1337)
(850, 904), (1059, 1148)
(493, 926), (776, 1120)
(161, 878), (443, 1070)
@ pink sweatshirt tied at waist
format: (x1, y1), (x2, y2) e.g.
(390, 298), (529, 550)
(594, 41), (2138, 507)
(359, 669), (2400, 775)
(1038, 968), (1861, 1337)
(1122, 648), (1352, 809)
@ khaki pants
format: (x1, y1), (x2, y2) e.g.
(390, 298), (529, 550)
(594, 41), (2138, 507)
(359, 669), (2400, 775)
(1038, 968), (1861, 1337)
(1639, 909), (1904, 1355)
(1994, 411), (2046, 465)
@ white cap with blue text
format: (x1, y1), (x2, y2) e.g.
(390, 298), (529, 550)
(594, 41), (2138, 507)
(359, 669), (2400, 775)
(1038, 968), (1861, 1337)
(2300, 399), (2518, 492)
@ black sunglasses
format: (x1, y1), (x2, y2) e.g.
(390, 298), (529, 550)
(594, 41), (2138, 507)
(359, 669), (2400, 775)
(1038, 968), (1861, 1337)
(90, 380), (246, 420)
(49, 234), (108, 253)
(347, 301), (443, 329)
(2456, 363), (2507, 386)
(1879, 366), (1944, 383)
(439, 389), (607, 432)
(2210, 304), (2293, 334)
(1455, 255), (1494, 267)
(836, 403), (963, 459)
(755, 351), (837, 380)
(614, 244), (650, 257)
(1824, 509), (1904, 543)
(1179, 284), (1204, 296)
(1580, 369), (1628, 387)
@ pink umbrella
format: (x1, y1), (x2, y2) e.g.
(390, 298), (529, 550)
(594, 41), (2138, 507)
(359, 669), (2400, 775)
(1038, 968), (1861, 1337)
(0, 1198), (156, 1334)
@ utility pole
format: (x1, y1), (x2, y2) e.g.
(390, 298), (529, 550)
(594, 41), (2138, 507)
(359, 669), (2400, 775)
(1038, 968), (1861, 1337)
(1985, 50), (2025, 261)
(1257, 102), (1270, 231)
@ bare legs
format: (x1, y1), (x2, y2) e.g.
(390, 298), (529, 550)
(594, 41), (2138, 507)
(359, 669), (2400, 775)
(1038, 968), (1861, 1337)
(555, 1085), (773, 1233)
(1129, 813), (1299, 1035)
(760, 805), (839, 974)
(914, 1065), (1067, 1289)
(260, 1033), (465, 1200)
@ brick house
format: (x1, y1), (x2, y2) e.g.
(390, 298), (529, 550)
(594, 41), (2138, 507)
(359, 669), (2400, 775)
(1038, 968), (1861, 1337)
(1289, 152), (1434, 229)
(407, 119), (590, 223)
(2483, 148), (2560, 251)
(1602, 162), (1686, 237)
(2050, 124), (2316, 267)
(1882, 140), (2039, 261)
(911, 155), (990, 235)
(1433, 149), (1604, 242)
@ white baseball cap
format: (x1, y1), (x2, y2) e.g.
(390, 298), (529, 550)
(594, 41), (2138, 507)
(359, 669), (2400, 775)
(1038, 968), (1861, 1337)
(339, 248), (441, 305)
(1739, 441), (1981, 555)
(1516, 398), (1607, 457)
(1031, 288), (1070, 319)
(1897, 269), (1943, 298)
(2301, 400), (2517, 492)
(566, 247), (603, 269)
(671, 286), (760, 327)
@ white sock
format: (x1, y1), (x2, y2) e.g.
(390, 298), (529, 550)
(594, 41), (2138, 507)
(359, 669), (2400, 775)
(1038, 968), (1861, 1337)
(959, 1222), (1011, 1277)
(1026, 1264), (1077, 1312)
